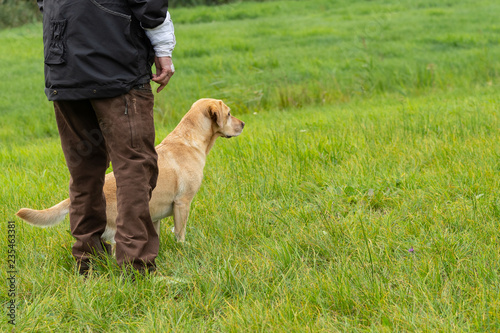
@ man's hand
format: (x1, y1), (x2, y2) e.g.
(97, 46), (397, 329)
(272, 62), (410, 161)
(152, 56), (175, 93)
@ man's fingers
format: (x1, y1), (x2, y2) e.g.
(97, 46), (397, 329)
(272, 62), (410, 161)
(155, 77), (169, 93)
(152, 69), (174, 93)
(152, 70), (168, 82)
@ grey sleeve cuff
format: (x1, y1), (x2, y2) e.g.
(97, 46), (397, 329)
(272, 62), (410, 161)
(143, 11), (176, 58)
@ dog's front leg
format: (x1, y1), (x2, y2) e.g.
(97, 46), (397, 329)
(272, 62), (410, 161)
(173, 201), (190, 242)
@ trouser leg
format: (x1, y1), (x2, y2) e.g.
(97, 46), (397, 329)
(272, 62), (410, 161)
(54, 100), (111, 271)
(91, 85), (159, 271)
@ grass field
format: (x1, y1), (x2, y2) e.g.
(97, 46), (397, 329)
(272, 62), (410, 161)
(1, 0), (500, 331)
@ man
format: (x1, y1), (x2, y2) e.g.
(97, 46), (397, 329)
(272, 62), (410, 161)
(37, 0), (176, 274)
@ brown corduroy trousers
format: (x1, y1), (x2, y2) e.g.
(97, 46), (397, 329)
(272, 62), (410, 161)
(53, 84), (159, 272)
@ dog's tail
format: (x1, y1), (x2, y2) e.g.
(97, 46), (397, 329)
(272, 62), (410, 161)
(16, 199), (70, 227)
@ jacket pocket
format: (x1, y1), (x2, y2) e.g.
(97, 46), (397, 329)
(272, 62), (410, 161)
(88, 0), (131, 20)
(45, 19), (67, 65)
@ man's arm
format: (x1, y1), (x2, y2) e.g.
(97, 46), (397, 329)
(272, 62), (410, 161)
(143, 11), (176, 93)
(127, 0), (176, 93)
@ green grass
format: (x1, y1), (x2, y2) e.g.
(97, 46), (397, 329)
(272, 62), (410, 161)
(1, 0), (500, 331)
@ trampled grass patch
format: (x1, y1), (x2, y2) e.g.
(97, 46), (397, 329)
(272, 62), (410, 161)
(1, 0), (500, 331)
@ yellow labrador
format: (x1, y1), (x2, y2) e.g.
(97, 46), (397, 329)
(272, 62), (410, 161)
(16, 98), (245, 243)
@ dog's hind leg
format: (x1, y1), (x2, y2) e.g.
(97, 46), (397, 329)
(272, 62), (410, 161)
(173, 201), (190, 242)
(153, 220), (161, 239)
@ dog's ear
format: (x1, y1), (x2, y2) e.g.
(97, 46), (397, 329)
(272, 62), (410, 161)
(208, 100), (224, 128)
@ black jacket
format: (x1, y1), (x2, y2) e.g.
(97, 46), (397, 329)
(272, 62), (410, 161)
(38, 0), (168, 101)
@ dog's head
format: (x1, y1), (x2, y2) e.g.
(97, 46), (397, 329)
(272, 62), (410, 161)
(203, 99), (245, 138)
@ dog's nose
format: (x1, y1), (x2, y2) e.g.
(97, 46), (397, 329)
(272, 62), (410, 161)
(241, 122), (245, 128)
